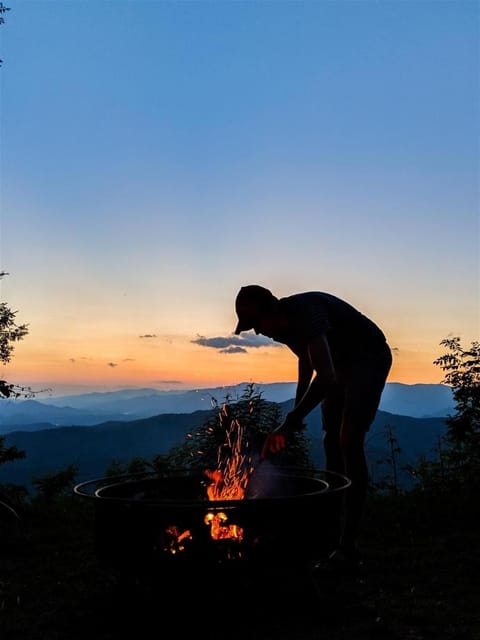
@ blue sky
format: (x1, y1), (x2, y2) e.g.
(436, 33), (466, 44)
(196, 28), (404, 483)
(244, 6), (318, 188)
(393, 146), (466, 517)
(1, 0), (478, 393)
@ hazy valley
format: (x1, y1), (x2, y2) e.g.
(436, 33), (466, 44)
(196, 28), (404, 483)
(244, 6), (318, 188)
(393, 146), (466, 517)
(0, 381), (451, 491)
(0, 381), (454, 433)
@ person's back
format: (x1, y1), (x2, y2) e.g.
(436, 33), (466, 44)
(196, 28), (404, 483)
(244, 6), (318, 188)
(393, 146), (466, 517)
(275, 291), (388, 365)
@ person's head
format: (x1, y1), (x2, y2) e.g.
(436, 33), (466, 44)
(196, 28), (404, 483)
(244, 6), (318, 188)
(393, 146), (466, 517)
(234, 285), (278, 336)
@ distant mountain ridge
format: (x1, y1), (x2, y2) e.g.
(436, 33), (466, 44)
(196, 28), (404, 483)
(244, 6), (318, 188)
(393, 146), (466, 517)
(0, 382), (454, 434)
(0, 404), (447, 491)
(379, 382), (454, 418)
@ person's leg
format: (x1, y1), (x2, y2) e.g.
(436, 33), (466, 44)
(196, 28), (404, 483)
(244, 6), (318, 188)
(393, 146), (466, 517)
(321, 386), (346, 552)
(339, 348), (393, 555)
(321, 394), (368, 562)
(337, 426), (368, 553)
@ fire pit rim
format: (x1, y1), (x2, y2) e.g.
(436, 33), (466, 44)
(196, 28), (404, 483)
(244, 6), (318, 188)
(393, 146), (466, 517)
(73, 467), (351, 508)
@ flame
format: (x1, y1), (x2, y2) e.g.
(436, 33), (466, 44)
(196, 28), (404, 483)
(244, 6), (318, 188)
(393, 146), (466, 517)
(160, 525), (192, 554)
(204, 511), (243, 542)
(204, 413), (253, 501)
(162, 406), (255, 550)
(203, 408), (254, 542)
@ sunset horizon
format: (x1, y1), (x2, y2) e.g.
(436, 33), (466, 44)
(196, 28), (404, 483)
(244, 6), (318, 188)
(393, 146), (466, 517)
(4, 332), (453, 398)
(1, 2), (477, 401)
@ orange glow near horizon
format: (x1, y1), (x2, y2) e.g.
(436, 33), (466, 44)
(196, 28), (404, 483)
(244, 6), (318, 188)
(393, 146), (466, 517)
(3, 335), (448, 394)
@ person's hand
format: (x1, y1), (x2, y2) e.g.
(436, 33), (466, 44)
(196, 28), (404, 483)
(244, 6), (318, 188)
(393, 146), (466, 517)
(260, 412), (305, 460)
(260, 431), (286, 460)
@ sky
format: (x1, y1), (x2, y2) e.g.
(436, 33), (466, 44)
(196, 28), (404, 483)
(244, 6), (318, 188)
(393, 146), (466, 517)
(0, 0), (478, 396)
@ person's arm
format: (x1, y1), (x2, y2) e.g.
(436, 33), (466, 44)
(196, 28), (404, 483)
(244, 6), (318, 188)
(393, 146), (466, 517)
(261, 334), (336, 459)
(268, 333), (335, 440)
(288, 333), (336, 423)
(295, 351), (313, 406)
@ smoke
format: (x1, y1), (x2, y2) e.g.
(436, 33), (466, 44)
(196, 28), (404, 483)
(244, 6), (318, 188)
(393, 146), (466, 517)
(246, 458), (286, 499)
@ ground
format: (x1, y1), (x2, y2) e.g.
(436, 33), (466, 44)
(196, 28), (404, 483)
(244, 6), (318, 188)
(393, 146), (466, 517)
(1, 492), (479, 640)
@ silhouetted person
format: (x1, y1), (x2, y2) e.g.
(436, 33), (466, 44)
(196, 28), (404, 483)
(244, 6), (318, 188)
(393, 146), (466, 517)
(234, 284), (392, 570)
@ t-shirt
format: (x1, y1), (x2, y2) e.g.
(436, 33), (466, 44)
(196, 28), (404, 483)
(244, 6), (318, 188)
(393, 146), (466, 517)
(272, 292), (388, 365)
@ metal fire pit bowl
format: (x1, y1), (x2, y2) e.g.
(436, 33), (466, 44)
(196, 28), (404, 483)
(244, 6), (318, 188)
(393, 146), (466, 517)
(74, 467), (350, 582)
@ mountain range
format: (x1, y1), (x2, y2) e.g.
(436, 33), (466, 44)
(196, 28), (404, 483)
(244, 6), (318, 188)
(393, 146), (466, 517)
(0, 400), (449, 492)
(0, 382), (454, 434)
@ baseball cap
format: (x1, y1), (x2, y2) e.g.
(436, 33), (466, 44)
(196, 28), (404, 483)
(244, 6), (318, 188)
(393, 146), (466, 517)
(234, 285), (275, 334)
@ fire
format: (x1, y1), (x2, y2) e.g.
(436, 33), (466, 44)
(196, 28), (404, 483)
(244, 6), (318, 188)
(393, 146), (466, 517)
(161, 406), (255, 551)
(203, 408), (254, 542)
(204, 413), (253, 501)
(204, 511), (243, 541)
(160, 525), (192, 554)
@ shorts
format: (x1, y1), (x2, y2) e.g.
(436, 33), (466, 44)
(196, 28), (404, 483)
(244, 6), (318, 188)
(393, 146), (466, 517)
(321, 342), (393, 433)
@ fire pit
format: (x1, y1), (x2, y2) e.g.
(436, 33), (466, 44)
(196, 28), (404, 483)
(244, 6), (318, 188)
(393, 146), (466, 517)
(74, 466), (350, 586)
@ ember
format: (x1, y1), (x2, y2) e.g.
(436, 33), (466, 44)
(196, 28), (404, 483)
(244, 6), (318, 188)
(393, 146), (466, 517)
(204, 511), (243, 542)
(203, 408), (253, 541)
(160, 525), (192, 554)
(204, 410), (253, 501)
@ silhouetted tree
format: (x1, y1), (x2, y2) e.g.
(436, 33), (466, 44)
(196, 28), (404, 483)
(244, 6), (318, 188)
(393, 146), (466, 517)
(371, 424), (403, 495)
(112, 384), (313, 483)
(169, 382), (312, 474)
(0, 272), (38, 399)
(434, 336), (480, 442)
(104, 457), (151, 477)
(0, 3), (10, 66)
(0, 18), (37, 400)
(32, 464), (79, 503)
(0, 8), (30, 399)
(0, 435), (26, 466)
(410, 336), (480, 497)
(0, 435), (27, 521)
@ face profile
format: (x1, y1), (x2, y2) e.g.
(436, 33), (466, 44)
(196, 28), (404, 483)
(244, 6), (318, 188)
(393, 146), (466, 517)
(234, 285), (277, 335)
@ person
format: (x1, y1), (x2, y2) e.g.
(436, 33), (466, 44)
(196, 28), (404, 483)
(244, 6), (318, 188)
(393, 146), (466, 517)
(233, 284), (392, 571)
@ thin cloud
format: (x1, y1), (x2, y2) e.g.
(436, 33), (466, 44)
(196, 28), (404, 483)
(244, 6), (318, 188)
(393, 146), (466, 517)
(192, 334), (282, 353)
(220, 346), (248, 354)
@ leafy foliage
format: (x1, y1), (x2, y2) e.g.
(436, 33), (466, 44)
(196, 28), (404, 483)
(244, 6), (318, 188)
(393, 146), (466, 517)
(0, 434), (26, 466)
(433, 336), (480, 441)
(0, 3), (10, 66)
(0, 435), (28, 521)
(409, 336), (480, 496)
(0, 273), (29, 363)
(0, 271), (46, 399)
(370, 424), (403, 495)
(32, 464), (79, 503)
(162, 382), (313, 473)
(104, 457), (151, 477)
